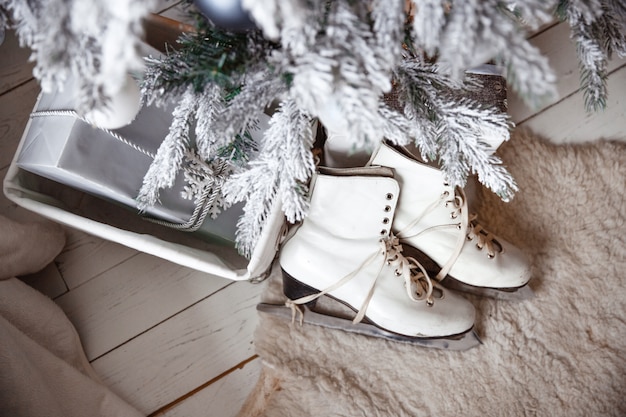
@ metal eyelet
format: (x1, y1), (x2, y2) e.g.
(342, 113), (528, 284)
(384, 205), (391, 212)
(476, 243), (483, 250)
(487, 253), (495, 259)
(386, 193), (394, 200)
(380, 229), (387, 235)
(466, 234), (473, 240)
(382, 217), (390, 224)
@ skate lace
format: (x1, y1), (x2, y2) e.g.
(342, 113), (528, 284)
(397, 186), (501, 281)
(285, 233), (436, 325)
(384, 234), (435, 306)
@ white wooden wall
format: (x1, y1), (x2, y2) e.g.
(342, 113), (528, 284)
(0, 6), (624, 417)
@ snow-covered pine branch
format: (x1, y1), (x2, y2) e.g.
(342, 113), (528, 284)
(560, 0), (626, 111)
(195, 84), (226, 160)
(390, 58), (516, 200)
(393, 59), (465, 161)
(277, 0), (395, 149)
(371, 0), (405, 65)
(222, 98), (315, 257)
(435, 98), (517, 201)
(409, 0), (558, 108)
(137, 86), (197, 211)
(1, 0), (151, 114)
(215, 62), (289, 142)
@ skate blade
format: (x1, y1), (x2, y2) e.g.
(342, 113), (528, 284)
(257, 303), (482, 351)
(442, 278), (535, 301)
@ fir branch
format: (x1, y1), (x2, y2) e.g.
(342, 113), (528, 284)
(195, 83), (226, 160)
(223, 98), (315, 257)
(216, 130), (258, 162)
(392, 58), (516, 200)
(215, 62), (289, 142)
(572, 19), (608, 111)
(435, 98), (517, 201)
(558, 0), (604, 24)
(371, 0), (405, 73)
(560, 0), (626, 111)
(141, 27), (258, 99)
(410, 0), (557, 108)
(377, 103), (413, 147)
(603, 0), (626, 57)
(137, 86), (197, 211)
(140, 8), (276, 112)
(410, 0), (448, 57)
(329, 0), (391, 92)
(278, 0), (325, 55)
(394, 59), (463, 160)
(3, 0), (150, 114)
(285, 0), (395, 148)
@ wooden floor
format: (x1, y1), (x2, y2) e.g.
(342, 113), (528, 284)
(1, 6), (624, 417)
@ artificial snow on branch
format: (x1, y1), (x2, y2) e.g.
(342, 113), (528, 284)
(390, 58), (516, 200)
(409, 0), (558, 106)
(1, 0), (152, 114)
(558, 0), (626, 111)
(222, 98), (316, 258)
(137, 85), (197, 211)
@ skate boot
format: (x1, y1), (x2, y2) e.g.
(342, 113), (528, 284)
(367, 142), (532, 299)
(277, 166), (478, 348)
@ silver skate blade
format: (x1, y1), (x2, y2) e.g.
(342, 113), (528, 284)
(443, 279), (535, 301)
(257, 303), (482, 351)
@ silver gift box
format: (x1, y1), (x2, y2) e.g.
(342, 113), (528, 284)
(16, 79), (243, 244)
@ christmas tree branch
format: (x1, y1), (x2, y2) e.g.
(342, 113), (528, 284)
(223, 98), (315, 257)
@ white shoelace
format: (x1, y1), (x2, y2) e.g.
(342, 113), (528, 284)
(397, 186), (500, 281)
(286, 233), (435, 325)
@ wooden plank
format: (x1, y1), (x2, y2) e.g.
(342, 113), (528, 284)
(91, 281), (264, 414)
(518, 64), (626, 142)
(508, 22), (626, 124)
(55, 253), (232, 360)
(0, 79), (40, 170)
(158, 357), (262, 417)
(0, 30), (35, 95)
(19, 262), (67, 299)
(55, 229), (139, 290)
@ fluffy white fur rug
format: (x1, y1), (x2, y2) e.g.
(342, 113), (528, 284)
(239, 128), (626, 417)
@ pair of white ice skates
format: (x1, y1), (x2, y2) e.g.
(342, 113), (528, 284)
(268, 141), (532, 350)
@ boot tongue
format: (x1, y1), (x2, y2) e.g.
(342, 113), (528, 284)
(318, 165), (395, 178)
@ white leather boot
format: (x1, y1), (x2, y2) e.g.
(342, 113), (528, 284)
(367, 142), (532, 298)
(279, 166), (476, 339)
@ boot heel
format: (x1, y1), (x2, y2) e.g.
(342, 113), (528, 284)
(282, 270), (319, 308)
